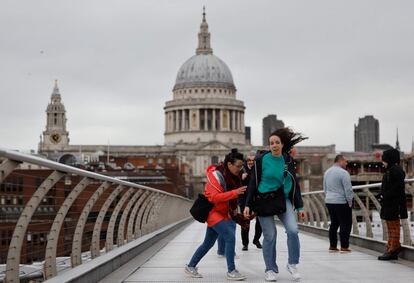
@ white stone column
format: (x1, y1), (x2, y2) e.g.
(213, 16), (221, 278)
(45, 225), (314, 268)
(204, 109), (208, 131)
(236, 111), (240, 131)
(175, 110), (179, 132)
(170, 111), (174, 132)
(241, 112), (245, 132)
(231, 110), (235, 131)
(219, 109), (223, 130)
(212, 108), (216, 131)
(181, 109), (185, 131)
(237, 111), (241, 132)
(196, 109), (200, 130)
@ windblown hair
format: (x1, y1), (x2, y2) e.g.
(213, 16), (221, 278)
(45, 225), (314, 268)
(269, 127), (308, 153)
(224, 148), (244, 166)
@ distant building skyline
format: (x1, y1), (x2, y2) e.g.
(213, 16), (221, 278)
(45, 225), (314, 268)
(354, 115), (379, 152)
(262, 114), (285, 146)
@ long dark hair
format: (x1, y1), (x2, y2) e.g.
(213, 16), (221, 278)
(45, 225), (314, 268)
(224, 148), (244, 167)
(269, 127), (308, 153)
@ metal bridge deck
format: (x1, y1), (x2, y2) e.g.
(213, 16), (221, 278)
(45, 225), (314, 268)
(116, 220), (414, 282)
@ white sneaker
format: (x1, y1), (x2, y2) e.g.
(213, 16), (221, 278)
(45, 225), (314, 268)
(185, 264), (202, 278)
(265, 270), (278, 281)
(286, 264), (301, 281)
(227, 269), (246, 281)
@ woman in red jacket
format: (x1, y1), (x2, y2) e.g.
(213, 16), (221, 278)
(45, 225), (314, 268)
(185, 149), (247, 281)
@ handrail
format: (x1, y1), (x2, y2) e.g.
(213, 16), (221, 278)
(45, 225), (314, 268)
(0, 147), (192, 283)
(302, 179), (414, 195)
(300, 178), (414, 251)
(0, 147), (188, 201)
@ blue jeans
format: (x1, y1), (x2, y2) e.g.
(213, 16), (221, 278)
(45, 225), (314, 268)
(217, 220), (236, 255)
(258, 200), (300, 272)
(188, 220), (236, 272)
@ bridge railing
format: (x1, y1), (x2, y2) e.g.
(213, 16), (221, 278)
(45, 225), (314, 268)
(300, 180), (414, 246)
(0, 148), (192, 283)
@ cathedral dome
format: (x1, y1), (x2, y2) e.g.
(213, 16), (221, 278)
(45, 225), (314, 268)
(172, 8), (235, 92)
(174, 54), (235, 90)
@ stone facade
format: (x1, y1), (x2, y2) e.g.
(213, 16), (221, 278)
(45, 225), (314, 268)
(38, 80), (70, 152)
(38, 11), (251, 196)
(164, 10), (245, 146)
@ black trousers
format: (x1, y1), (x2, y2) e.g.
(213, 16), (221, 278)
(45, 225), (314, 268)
(239, 205), (262, 246)
(326, 203), (352, 248)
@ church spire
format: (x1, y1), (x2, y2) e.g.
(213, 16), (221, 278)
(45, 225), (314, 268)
(396, 128), (400, 151)
(196, 6), (213, 55)
(51, 79), (61, 103)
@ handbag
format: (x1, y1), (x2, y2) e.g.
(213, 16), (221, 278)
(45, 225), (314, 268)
(189, 194), (214, 223)
(254, 186), (286, 216)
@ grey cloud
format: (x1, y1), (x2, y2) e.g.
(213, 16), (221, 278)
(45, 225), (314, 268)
(1, 0), (413, 152)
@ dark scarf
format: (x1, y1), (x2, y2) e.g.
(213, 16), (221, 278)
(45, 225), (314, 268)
(216, 163), (242, 211)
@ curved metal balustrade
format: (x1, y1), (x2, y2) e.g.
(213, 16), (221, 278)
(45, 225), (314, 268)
(300, 180), (414, 246)
(0, 148), (192, 283)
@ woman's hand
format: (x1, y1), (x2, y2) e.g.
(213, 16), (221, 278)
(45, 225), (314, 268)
(243, 207), (250, 218)
(297, 211), (305, 220)
(236, 186), (247, 195)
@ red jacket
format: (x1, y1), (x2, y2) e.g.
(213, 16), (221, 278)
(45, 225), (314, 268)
(204, 165), (239, 227)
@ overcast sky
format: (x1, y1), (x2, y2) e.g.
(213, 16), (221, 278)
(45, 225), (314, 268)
(1, 0), (413, 153)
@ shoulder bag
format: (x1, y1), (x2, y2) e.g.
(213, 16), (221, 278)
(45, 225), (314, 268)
(189, 194), (213, 223)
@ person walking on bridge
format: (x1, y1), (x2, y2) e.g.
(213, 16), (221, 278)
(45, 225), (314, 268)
(185, 149), (247, 281)
(377, 148), (408, 260)
(323, 154), (354, 253)
(244, 128), (306, 282)
(239, 151), (262, 251)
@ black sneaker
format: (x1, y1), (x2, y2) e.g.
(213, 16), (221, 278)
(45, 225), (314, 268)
(242, 245), (248, 251)
(253, 240), (262, 249)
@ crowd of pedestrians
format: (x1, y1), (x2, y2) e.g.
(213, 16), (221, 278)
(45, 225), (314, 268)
(185, 128), (408, 281)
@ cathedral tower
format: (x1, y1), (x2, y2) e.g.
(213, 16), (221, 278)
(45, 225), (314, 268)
(39, 80), (70, 151)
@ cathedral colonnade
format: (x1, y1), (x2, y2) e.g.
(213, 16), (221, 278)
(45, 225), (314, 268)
(165, 107), (245, 133)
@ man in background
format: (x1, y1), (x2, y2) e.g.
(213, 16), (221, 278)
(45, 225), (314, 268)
(323, 154), (354, 253)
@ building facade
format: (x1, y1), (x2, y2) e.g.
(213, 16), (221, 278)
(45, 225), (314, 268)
(164, 10), (245, 145)
(39, 80), (70, 152)
(38, 11), (252, 196)
(262, 114), (285, 146)
(354, 115), (379, 152)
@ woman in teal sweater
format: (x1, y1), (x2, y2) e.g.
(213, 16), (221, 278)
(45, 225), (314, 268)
(244, 128), (306, 282)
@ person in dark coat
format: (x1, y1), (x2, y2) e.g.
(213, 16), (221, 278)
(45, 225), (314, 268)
(377, 148), (408, 260)
(238, 151), (262, 251)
